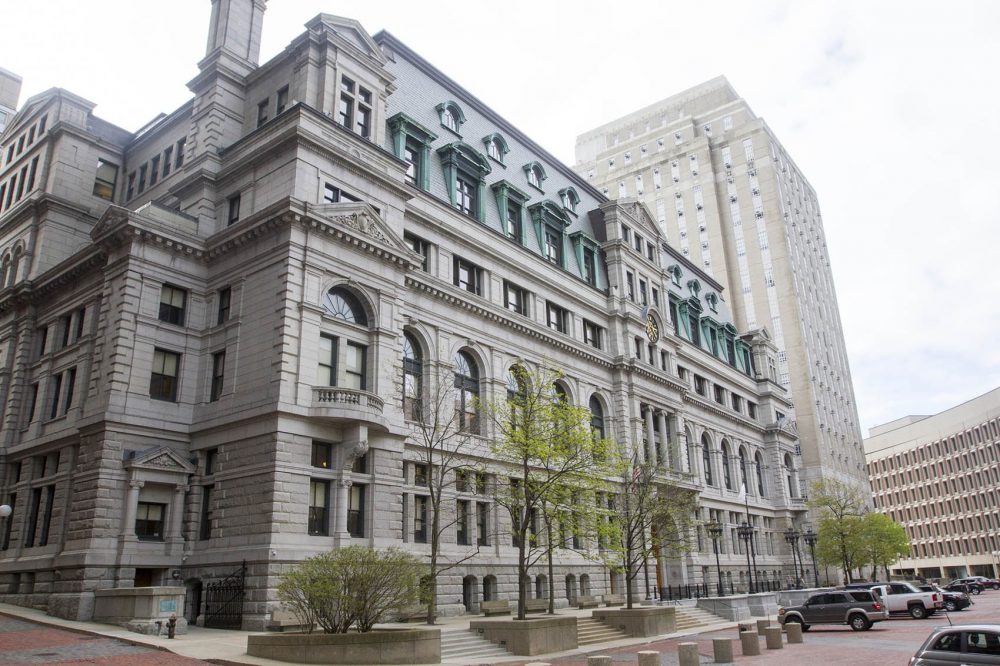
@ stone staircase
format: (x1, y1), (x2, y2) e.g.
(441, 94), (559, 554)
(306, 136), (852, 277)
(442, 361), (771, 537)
(674, 604), (730, 632)
(577, 616), (631, 646)
(440, 629), (512, 663)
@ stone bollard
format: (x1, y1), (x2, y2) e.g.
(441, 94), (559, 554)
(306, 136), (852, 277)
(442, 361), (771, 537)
(756, 619), (770, 636)
(587, 657), (613, 666)
(638, 651), (660, 666)
(765, 626), (784, 650)
(712, 637), (734, 663)
(740, 630), (761, 656)
(785, 621), (803, 644)
(678, 642), (700, 666)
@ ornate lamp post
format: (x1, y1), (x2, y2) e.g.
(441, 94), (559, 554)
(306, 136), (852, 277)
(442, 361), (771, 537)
(737, 522), (755, 594)
(707, 521), (724, 596)
(802, 527), (820, 587)
(784, 528), (802, 588)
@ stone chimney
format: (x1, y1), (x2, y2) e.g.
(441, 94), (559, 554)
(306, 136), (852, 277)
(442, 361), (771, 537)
(205, 0), (267, 66)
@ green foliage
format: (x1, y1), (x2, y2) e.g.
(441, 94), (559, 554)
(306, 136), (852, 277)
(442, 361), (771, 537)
(859, 512), (910, 574)
(277, 546), (424, 633)
(808, 479), (869, 581)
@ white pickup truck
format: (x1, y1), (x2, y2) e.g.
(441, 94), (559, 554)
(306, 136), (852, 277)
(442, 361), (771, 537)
(870, 582), (943, 619)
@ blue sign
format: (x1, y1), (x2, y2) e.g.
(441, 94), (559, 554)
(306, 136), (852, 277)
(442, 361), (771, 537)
(159, 599), (177, 613)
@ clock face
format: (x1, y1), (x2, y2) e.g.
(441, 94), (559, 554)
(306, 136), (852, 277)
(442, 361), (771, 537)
(645, 314), (659, 343)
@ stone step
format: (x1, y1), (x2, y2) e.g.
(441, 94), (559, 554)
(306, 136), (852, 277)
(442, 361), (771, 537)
(440, 630), (511, 661)
(577, 618), (630, 646)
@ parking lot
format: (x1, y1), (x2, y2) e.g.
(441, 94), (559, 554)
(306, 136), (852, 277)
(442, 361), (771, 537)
(520, 588), (1000, 665)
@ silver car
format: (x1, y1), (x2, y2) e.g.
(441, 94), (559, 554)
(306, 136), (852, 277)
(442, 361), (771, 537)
(910, 625), (1000, 665)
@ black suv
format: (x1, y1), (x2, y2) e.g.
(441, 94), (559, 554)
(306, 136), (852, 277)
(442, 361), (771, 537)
(918, 584), (972, 612)
(778, 589), (888, 631)
(945, 579), (985, 595)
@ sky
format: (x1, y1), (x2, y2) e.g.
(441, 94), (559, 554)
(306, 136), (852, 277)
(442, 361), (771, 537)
(3, 0), (999, 434)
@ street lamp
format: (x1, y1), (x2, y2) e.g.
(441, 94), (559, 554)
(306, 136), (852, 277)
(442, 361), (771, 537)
(784, 528), (802, 588)
(737, 522), (755, 594)
(0, 505), (10, 518)
(802, 527), (820, 588)
(707, 521), (724, 596)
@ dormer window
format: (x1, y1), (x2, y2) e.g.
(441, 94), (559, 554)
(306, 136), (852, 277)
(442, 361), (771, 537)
(558, 187), (580, 214)
(436, 101), (465, 135)
(483, 133), (509, 164)
(524, 162), (546, 191)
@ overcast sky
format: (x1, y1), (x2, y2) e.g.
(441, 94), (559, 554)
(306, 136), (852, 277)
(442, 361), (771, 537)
(4, 1), (998, 434)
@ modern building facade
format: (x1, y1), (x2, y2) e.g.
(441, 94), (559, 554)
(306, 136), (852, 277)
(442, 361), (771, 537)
(865, 388), (1000, 580)
(574, 80), (868, 498)
(0, 2), (807, 629)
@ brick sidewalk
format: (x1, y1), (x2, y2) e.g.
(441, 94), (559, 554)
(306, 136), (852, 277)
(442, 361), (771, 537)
(0, 616), (213, 666)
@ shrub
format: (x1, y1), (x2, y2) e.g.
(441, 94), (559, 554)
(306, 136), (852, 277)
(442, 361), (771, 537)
(277, 546), (423, 633)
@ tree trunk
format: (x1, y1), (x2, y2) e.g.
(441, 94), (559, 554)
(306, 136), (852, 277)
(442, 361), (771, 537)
(517, 539), (527, 620)
(546, 518), (555, 614)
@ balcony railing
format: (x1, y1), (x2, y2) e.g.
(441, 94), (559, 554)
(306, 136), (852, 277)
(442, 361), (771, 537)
(310, 387), (386, 427)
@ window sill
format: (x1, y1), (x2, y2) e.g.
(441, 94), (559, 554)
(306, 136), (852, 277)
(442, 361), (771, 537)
(439, 125), (462, 140)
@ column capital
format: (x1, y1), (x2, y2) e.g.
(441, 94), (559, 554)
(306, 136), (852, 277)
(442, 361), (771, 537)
(337, 479), (353, 489)
(174, 484), (189, 494)
(129, 480), (145, 490)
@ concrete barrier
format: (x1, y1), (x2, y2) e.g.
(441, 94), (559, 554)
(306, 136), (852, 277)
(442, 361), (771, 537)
(765, 626), (783, 649)
(678, 642), (700, 666)
(712, 637), (733, 663)
(637, 650), (659, 666)
(786, 621), (803, 643)
(587, 657), (612, 666)
(740, 630), (760, 656)
(756, 619), (770, 635)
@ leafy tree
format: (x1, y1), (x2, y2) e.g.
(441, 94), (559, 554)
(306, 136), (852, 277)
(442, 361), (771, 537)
(602, 452), (697, 608)
(277, 546), (423, 633)
(859, 512), (910, 580)
(487, 365), (611, 620)
(807, 479), (868, 582)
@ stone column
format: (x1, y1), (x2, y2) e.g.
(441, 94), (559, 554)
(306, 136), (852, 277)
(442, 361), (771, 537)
(121, 481), (144, 538)
(335, 479), (351, 539)
(656, 411), (669, 469)
(643, 406), (656, 464)
(676, 414), (689, 473)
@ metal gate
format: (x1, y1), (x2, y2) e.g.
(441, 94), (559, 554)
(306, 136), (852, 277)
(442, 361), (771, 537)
(203, 561), (246, 629)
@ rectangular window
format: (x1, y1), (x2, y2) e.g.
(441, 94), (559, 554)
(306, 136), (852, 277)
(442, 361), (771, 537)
(323, 183), (361, 204)
(404, 233), (429, 272)
(356, 87), (372, 139)
(546, 302), (567, 333)
(403, 137), (421, 186)
(634, 337), (642, 359)
(75, 307), (86, 340)
(38, 485), (55, 547)
(731, 394), (742, 412)
(312, 442), (331, 469)
(582, 247), (597, 286)
(626, 272), (635, 301)
(256, 99), (269, 127)
(457, 500), (470, 545)
(158, 285), (187, 326)
(60, 314), (72, 349)
(634, 234), (644, 252)
(318, 334), (337, 386)
(205, 448), (217, 475)
(413, 463), (428, 487)
(455, 172), (477, 216)
(544, 227), (562, 266)
(344, 342), (367, 390)
(63, 367), (76, 415)
(453, 257), (482, 295)
(308, 480), (329, 536)
(175, 138), (186, 168)
(199, 485), (213, 540)
(477, 502), (489, 546)
(660, 350), (669, 370)
(126, 172), (135, 200)
(506, 202), (522, 242)
(210, 351), (225, 401)
(150, 349), (181, 401)
(652, 287), (659, 308)
(92, 159), (118, 200)
(149, 156), (160, 187)
(276, 86), (289, 114)
(583, 320), (601, 349)
(35, 325), (48, 358)
(338, 77), (355, 129)
(639, 279), (648, 305)
(135, 502), (166, 541)
(414, 495), (428, 543)
(748, 402), (758, 420)
(24, 383), (38, 425)
(227, 193), (241, 225)
(694, 375), (706, 396)
(24, 487), (42, 547)
(503, 280), (526, 315)
(138, 164), (147, 193)
(348, 484), (365, 537)
(217, 287), (231, 324)
(714, 385), (725, 404)
(162, 147), (173, 178)
(48, 374), (63, 420)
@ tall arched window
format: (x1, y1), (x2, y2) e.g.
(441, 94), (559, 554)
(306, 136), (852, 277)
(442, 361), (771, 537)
(454, 351), (479, 433)
(755, 451), (766, 496)
(721, 441), (733, 490)
(589, 396), (605, 439)
(323, 287), (367, 325)
(702, 434), (714, 486)
(784, 454), (796, 498)
(738, 447), (748, 491)
(402, 333), (422, 421)
(551, 382), (568, 402)
(319, 286), (370, 390)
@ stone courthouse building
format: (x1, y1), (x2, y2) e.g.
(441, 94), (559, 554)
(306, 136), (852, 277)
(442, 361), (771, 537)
(0, 1), (806, 629)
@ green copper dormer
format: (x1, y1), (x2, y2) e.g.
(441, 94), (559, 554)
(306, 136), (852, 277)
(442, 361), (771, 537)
(492, 180), (530, 245)
(438, 142), (491, 222)
(387, 112), (437, 191)
(529, 200), (571, 269)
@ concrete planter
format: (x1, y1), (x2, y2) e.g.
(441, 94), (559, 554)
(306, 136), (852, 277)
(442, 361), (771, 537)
(591, 606), (676, 637)
(247, 627), (441, 664)
(746, 592), (780, 617)
(696, 595), (752, 622)
(469, 615), (577, 656)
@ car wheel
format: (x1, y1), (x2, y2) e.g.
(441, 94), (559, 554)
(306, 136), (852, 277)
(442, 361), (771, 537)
(972, 587), (982, 595)
(801, 624), (810, 631)
(909, 605), (927, 619)
(945, 600), (957, 612)
(992, 584), (999, 591)
(849, 614), (871, 631)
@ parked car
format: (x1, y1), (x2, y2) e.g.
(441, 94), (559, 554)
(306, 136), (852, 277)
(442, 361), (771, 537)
(871, 582), (944, 619)
(946, 579), (986, 595)
(778, 589), (887, 631)
(910, 624), (1000, 665)
(917, 584), (972, 612)
(961, 576), (1000, 591)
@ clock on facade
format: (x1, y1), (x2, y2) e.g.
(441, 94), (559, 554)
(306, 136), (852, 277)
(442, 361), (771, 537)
(645, 314), (659, 343)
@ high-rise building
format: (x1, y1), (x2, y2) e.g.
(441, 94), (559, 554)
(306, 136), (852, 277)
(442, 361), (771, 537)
(0, 5), (807, 629)
(0, 69), (21, 135)
(575, 78), (868, 497)
(865, 387), (1000, 580)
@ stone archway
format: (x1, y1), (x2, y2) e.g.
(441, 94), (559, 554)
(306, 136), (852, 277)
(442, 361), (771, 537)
(462, 575), (479, 613)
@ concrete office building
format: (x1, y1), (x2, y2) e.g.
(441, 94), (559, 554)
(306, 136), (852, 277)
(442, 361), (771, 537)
(0, 2), (806, 629)
(575, 80), (868, 499)
(865, 388), (1000, 580)
(0, 69), (21, 135)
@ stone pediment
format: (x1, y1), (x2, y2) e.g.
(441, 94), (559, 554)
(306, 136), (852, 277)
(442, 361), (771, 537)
(124, 447), (195, 474)
(306, 14), (385, 64)
(305, 202), (420, 267)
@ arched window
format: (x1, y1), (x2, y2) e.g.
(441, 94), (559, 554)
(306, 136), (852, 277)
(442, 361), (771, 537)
(551, 382), (568, 402)
(402, 333), (422, 421)
(0, 255), (9, 287)
(454, 351), (480, 433)
(738, 447), (748, 492)
(702, 434), (714, 486)
(589, 396), (605, 439)
(9, 247), (22, 286)
(323, 287), (367, 325)
(559, 187), (580, 213)
(784, 454), (796, 498)
(721, 441), (733, 490)
(524, 161), (546, 190)
(755, 451), (766, 496)
(483, 133), (508, 163)
(436, 101), (465, 134)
